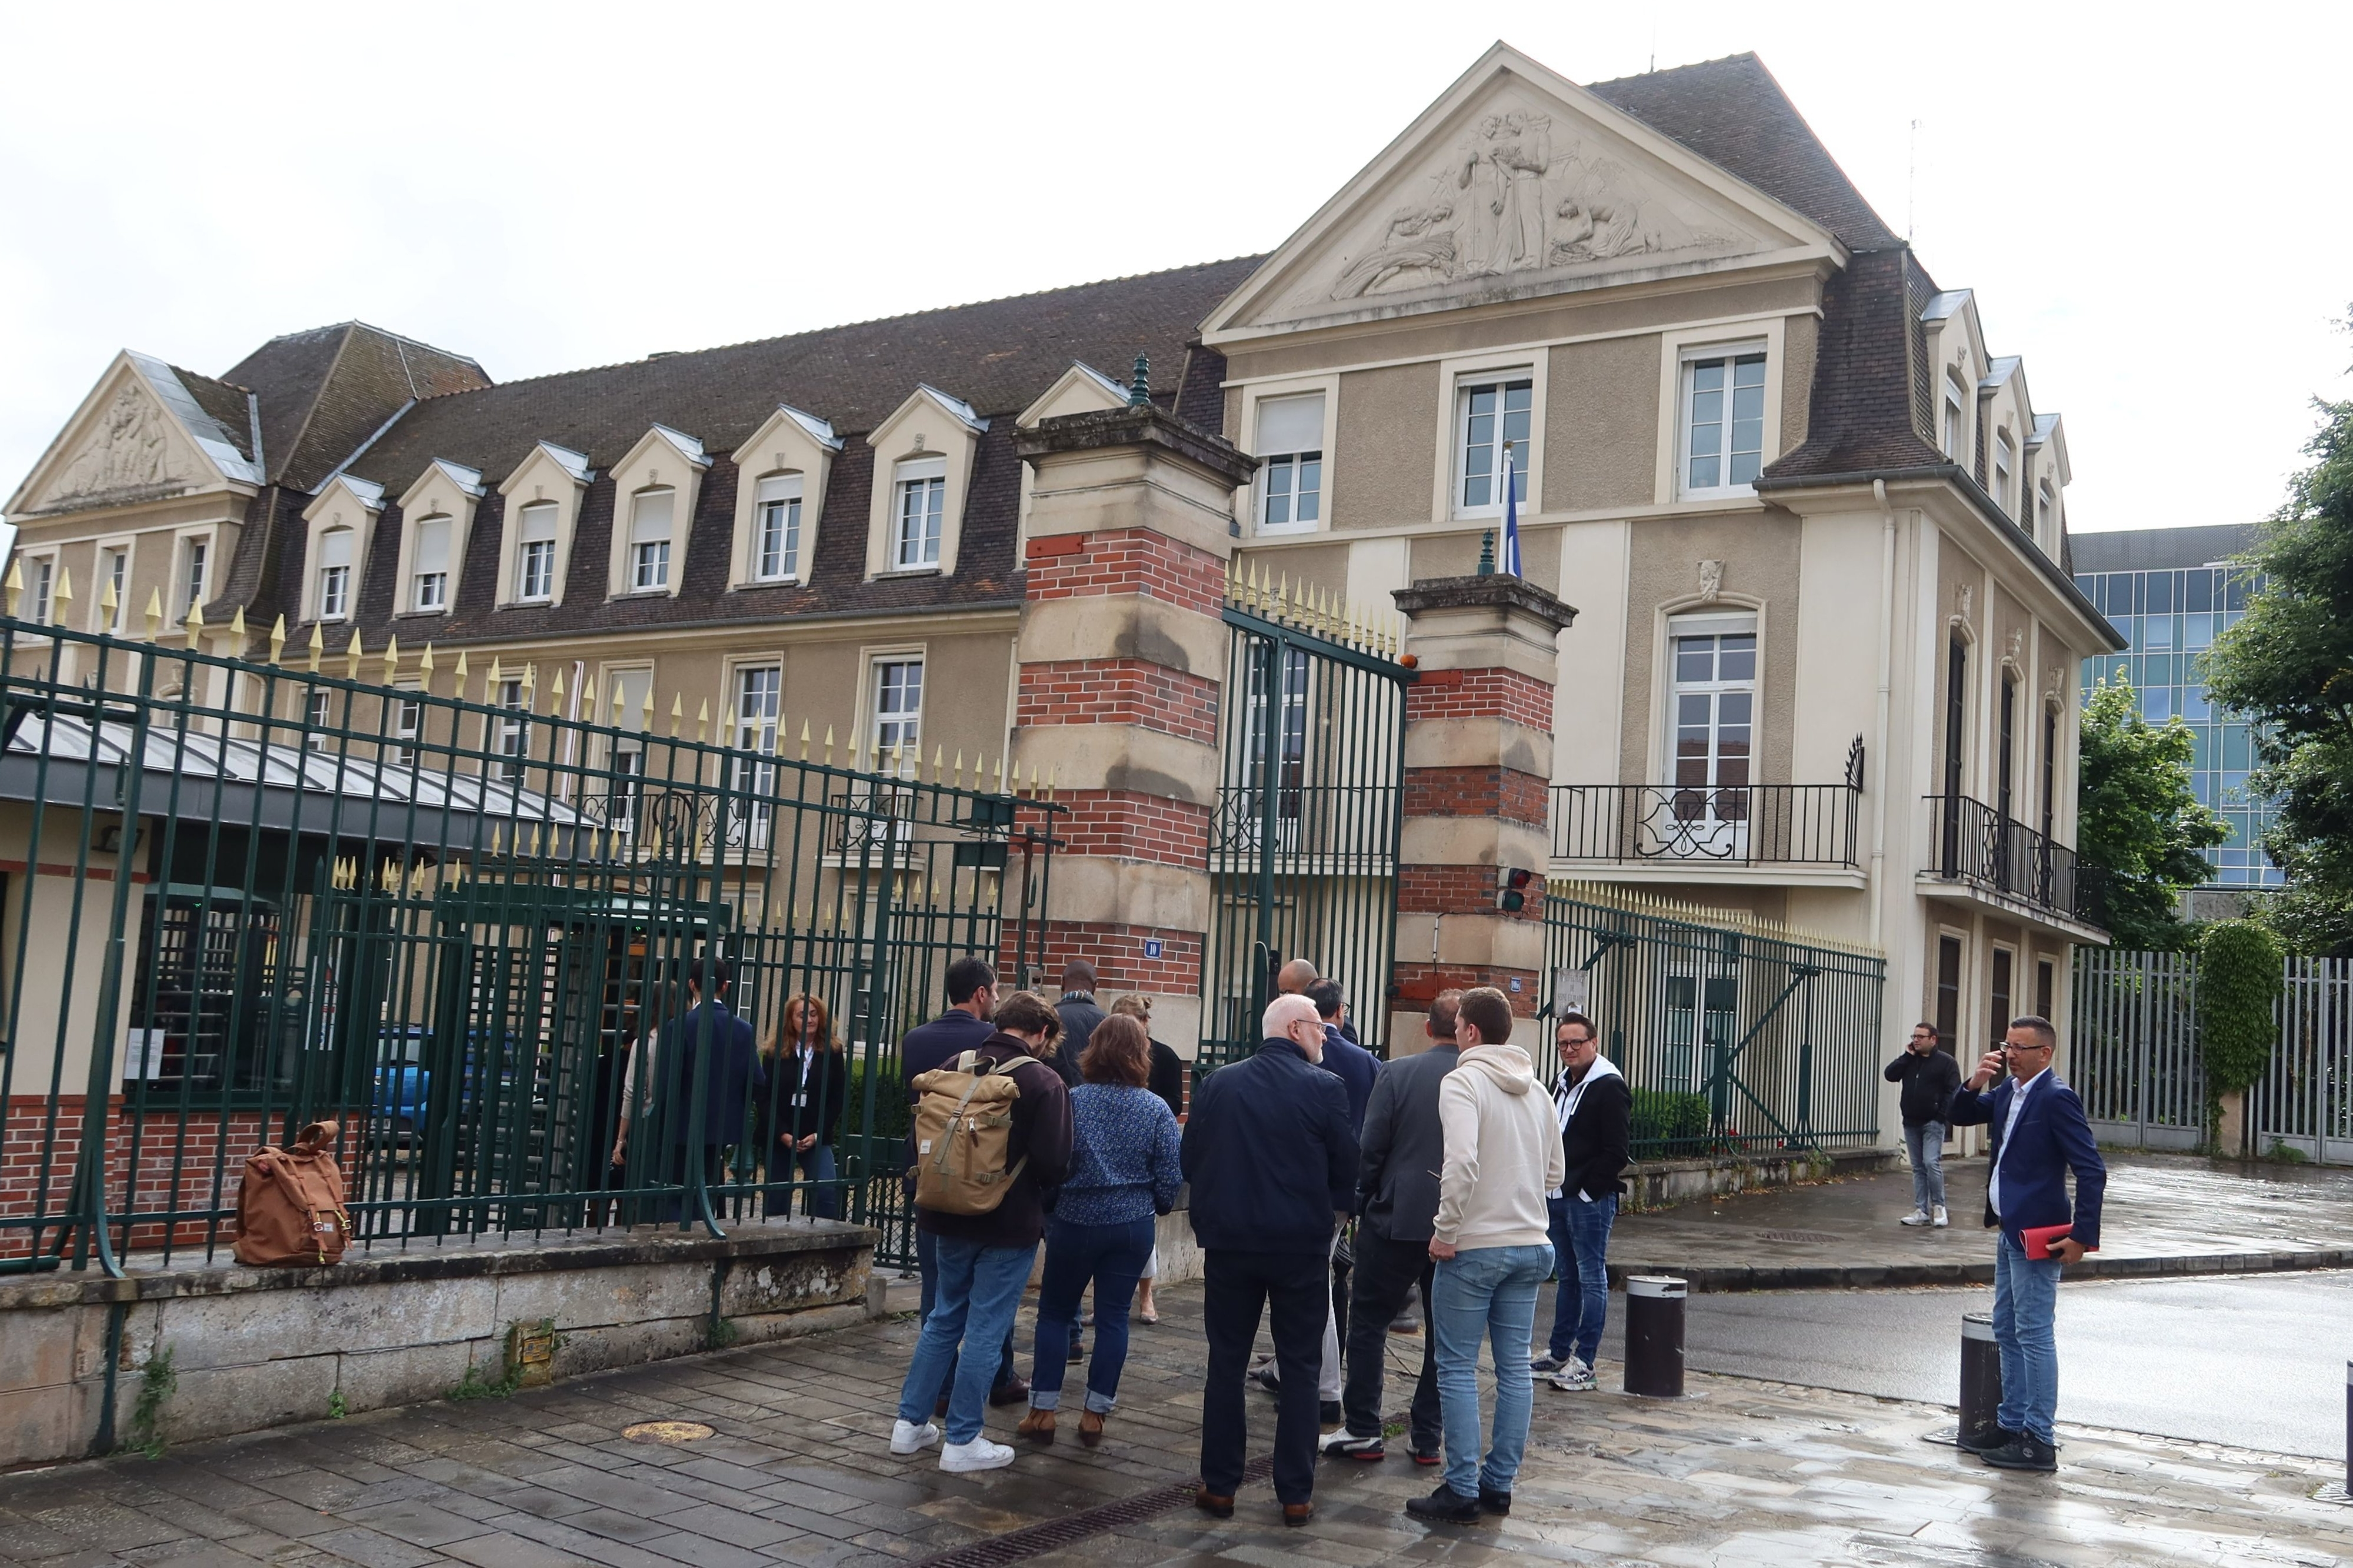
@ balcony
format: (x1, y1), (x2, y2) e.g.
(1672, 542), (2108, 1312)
(1551, 782), (1864, 873)
(1921, 793), (2108, 932)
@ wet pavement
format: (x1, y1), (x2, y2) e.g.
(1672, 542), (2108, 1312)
(1608, 1149), (2353, 1286)
(2, 1265), (2348, 1567)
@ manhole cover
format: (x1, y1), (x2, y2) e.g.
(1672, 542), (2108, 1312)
(1759, 1230), (1841, 1244)
(623, 1420), (715, 1444)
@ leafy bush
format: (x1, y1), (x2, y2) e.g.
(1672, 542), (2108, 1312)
(846, 1056), (911, 1143)
(1629, 1087), (1712, 1151)
(2197, 919), (2284, 1097)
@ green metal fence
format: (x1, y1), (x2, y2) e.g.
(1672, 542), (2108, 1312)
(0, 609), (1056, 1274)
(1539, 882), (1884, 1157)
(1199, 569), (1412, 1067)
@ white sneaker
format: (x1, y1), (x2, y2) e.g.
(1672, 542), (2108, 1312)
(1899, 1209), (1929, 1227)
(889, 1419), (940, 1455)
(1932, 1206), (1949, 1229)
(940, 1436), (1016, 1473)
(1548, 1357), (1597, 1392)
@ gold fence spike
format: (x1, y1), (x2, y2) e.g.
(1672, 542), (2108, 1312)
(3, 560), (21, 618)
(994, 753), (1006, 794)
(641, 684), (654, 729)
(344, 632), (362, 679)
(799, 718), (811, 760)
(669, 693), (682, 738)
(454, 649), (469, 685)
(953, 749), (964, 788)
(931, 743), (943, 784)
(51, 566), (72, 615)
(1046, 763), (1057, 802)
(269, 613), (286, 663)
(522, 661), (536, 693)
(610, 681), (624, 722)
(230, 603), (245, 640)
(695, 698), (709, 743)
(100, 577), (119, 625)
(142, 588), (162, 640)
(581, 672), (596, 711)
(307, 622), (324, 673)
(824, 725), (834, 766)
(184, 595), (204, 638)
(550, 666), (565, 700)
(421, 642), (435, 677)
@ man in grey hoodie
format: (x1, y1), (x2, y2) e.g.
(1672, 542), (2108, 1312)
(1407, 987), (1564, 1524)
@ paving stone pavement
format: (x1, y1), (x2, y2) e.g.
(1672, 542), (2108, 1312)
(1609, 1150), (2353, 1287)
(0, 1272), (2346, 1568)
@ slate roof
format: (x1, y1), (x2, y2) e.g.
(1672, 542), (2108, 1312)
(1585, 54), (1902, 251)
(222, 323), (489, 491)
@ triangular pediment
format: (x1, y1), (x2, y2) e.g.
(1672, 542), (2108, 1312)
(1204, 43), (1842, 344)
(8, 353), (255, 518)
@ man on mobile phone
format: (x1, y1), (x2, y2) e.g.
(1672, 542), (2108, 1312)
(1945, 1015), (2106, 1474)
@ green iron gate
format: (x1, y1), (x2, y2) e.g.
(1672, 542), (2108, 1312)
(0, 609), (1055, 1273)
(1540, 882), (1884, 1157)
(1200, 569), (1413, 1068)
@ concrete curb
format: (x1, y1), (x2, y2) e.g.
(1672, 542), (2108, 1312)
(1609, 1246), (2353, 1292)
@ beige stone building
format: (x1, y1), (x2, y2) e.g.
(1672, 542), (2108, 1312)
(4, 44), (2118, 1134)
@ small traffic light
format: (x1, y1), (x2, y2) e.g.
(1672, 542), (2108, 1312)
(1497, 866), (1534, 913)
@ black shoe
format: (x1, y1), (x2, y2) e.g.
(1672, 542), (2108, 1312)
(1405, 1484), (1481, 1523)
(1068, 1337), (1085, 1363)
(1955, 1423), (2019, 1454)
(1409, 1444), (1442, 1467)
(1319, 1430), (1384, 1460)
(1477, 1486), (1511, 1516)
(1249, 1366), (1281, 1395)
(1319, 1400), (1342, 1426)
(1979, 1433), (2058, 1473)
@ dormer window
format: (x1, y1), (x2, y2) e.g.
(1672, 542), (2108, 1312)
(2037, 479), (2054, 542)
(1942, 372), (1966, 460)
(316, 528), (354, 620)
(411, 516), (451, 611)
(1993, 432), (2015, 518)
(628, 489), (674, 592)
(892, 458), (946, 571)
(754, 475), (802, 582)
(515, 502), (557, 601)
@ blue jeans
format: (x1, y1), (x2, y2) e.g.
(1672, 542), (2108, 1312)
(1544, 1192), (1615, 1364)
(1905, 1123), (1947, 1212)
(1029, 1215), (1154, 1413)
(1991, 1229), (2062, 1443)
(898, 1235), (1038, 1445)
(765, 1139), (839, 1220)
(1431, 1242), (1553, 1499)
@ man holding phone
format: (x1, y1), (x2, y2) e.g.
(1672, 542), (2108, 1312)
(1945, 1014), (2107, 1474)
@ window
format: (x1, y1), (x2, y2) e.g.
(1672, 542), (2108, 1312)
(181, 538), (207, 619)
(411, 517), (451, 611)
(628, 489), (674, 592)
(1667, 620), (1756, 849)
(1942, 373), (1966, 461)
(1455, 378), (1531, 512)
(1935, 936), (1962, 1057)
(752, 476), (802, 582)
(389, 688), (423, 768)
(871, 658), (922, 769)
(1994, 432), (2015, 517)
(1254, 394), (1324, 531)
(495, 678), (528, 785)
(515, 502), (557, 602)
(892, 459), (945, 570)
(2040, 705), (2058, 842)
(27, 558), (54, 625)
(1681, 351), (1767, 496)
(1241, 646), (1311, 850)
(315, 529), (354, 620)
(1662, 973), (1738, 1092)
(1990, 948), (2014, 1045)
(304, 688), (332, 753)
(101, 548), (127, 632)
(2035, 958), (2054, 1021)
(1997, 675), (2017, 823)
(1942, 638), (1968, 802)
(603, 668), (653, 836)
(2037, 480), (2054, 542)
(729, 665), (782, 849)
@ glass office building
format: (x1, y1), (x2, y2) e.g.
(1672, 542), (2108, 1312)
(2071, 523), (2280, 887)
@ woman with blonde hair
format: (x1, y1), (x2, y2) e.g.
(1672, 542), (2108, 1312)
(760, 993), (845, 1220)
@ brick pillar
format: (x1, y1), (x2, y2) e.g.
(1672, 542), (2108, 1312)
(1388, 575), (1577, 1052)
(1010, 405), (1255, 1060)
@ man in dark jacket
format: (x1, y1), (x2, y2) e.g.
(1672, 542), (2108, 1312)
(892, 991), (1072, 1473)
(658, 954), (765, 1219)
(1946, 1014), (2105, 1474)
(1885, 1022), (1962, 1227)
(1308, 981), (1381, 1133)
(1322, 989), (1461, 1464)
(1050, 959), (1105, 1089)
(898, 958), (1023, 1407)
(1535, 1012), (1631, 1392)
(1183, 994), (1358, 1527)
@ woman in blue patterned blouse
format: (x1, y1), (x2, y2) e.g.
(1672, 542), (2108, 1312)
(1018, 1013), (1183, 1447)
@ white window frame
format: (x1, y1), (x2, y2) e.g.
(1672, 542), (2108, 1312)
(1252, 392), (1327, 535)
(1993, 431), (2015, 518)
(1451, 373), (1534, 518)
(388, 685), (424, 768)
(1655, 610), (1758, 858)
(26, 555), (55, 626)
(2037, 479), (2055, 545)
(627, 488), (674, 593)
(751, 476), (803, 582)
(97, 543), (129, 634)
(598, 664), (655, 837)
(514, 501), (558, 603)
(891, 459), (946, 572)
(1676, 345), (1769, 500)
(315, 527), (355, 622)
(727, 662), (783, 850)
(410, 516), (451, 612)
(1942, 372), (1967, 462)
(303, 687), (332, 753)
(178, 535), (208, 622)
(494, 678), (529, 786)
(495, 444), (591, 609)
(866, 653), (925, 773)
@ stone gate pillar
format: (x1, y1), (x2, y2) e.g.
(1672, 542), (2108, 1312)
(1388, 575), (1577, 1052)
(1009, 404), (1255, 1059)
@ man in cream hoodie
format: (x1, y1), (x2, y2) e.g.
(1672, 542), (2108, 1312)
(1407, 987), (1565, 1524)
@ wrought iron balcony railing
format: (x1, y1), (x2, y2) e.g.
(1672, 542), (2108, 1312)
(1551, 782), (1864, 868)
(1922, 793), (2106, 925)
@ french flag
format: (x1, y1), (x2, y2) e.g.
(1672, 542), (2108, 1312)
(1501, 442), (1523, 577)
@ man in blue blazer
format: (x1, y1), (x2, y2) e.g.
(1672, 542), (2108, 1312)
(1946, 1013), (2106, 1474)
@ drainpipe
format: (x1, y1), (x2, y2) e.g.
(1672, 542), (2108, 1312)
(1869, 480), (1896, 942)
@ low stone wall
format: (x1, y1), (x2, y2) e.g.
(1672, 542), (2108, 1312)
(0, 1217), (874, 1469)
(1625, 1147), (1896, 1211)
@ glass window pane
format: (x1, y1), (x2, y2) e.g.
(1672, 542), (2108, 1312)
(2146, 572), (2174, 613)
(1675, 637), (1714, 682)
(1296, 456), (1321, 523)
(2185, 571), (2212, 613)
(1717, 635), (1756, 682)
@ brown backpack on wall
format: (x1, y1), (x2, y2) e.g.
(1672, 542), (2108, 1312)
(234, 1120), (352, 1266)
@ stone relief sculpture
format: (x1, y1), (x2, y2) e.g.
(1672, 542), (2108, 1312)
(52, 385), (173, 500)
(1322, 98), (1738, 304)
(1697, 559), (1723, 603)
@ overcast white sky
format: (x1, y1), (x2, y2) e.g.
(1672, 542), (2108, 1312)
(4, 2), (2347, 533)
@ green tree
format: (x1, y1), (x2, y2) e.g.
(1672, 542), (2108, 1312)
(2194, 919), (2284, 1152)
(2077, 672), (2227, 948)
(2202, 379), (2353, 957)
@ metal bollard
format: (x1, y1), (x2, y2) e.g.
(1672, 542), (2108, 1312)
(1959, 1312), (2004, 1448)
(1623, 1275), (1686, 1397)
